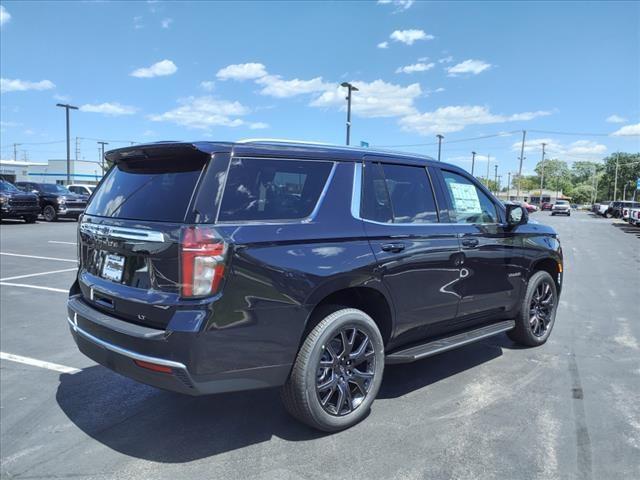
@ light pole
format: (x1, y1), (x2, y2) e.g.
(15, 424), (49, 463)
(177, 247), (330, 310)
(486, 154), (491, 187)
(494, 164), (498, 194)
(507, 171), (512, 198)
(516, 130), (527, 200)
(539, 142), (546, 204)
(56, 103), (79, 184)
(471, 151), (476, 176)
(613, 152), (619, 201)
(436, 134), (444, 161)
(340, 82), (358, 145)
(97, 141), (109, 174)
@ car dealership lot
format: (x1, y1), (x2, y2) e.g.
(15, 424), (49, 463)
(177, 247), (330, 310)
(1, 213), (639, 480)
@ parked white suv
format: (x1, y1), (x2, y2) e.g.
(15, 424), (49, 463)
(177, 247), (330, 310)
(551, 200), (571, 216)
(67, 184), (96, 196)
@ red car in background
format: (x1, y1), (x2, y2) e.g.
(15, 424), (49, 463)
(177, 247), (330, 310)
(519, 202), (538, 213)
(541, 202), (553, 211)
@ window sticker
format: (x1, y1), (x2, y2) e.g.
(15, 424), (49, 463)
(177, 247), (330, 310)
(448, 182), (481, 214)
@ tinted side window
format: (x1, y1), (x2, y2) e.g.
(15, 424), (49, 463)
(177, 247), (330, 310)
(218, 158), (333, 222)
(361, 162), (393, 223)
(441, 170), (498, 224)
(382, 164), (438, 224)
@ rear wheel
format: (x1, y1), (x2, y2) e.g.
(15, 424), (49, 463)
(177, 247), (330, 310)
(281, 307), (384, 432)
(508, 271), (558, 347)
(43, 205), (57, 222)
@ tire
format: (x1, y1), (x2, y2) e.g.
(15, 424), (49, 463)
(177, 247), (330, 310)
(551, 213), (555, 216)
(281, 307), (385, 432)
(43, 205), (57, 222)
(23, 215), (37, 223)
(508, 271), (558, 347)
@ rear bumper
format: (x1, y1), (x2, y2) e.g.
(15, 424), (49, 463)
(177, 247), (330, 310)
(67, 295), (292, 395)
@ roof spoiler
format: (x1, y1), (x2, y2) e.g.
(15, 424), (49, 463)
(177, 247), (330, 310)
(104, 142), (220, 164)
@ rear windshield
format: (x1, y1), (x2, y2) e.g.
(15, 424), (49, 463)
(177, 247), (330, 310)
(85, 157), (206, 222)
(218, 158), (333, 222)
(555, 201), (569, 205)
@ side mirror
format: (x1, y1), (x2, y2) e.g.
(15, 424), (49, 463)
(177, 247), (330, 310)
(506, 204), (528, 227)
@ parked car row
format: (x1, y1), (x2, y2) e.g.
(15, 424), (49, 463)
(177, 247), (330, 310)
(592, 200), (640, 220)
(0, 179), (92, 223)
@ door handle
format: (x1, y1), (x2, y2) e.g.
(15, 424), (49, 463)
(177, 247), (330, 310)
(461, 238), (479, 248)
(381, 242), (405, 253)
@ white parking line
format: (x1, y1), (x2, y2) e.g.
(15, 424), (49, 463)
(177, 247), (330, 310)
(0, 282), (67, 293)
(0, 252), (77, 263)
(48, 241), (77, 245)
(0, 267), (77, 282)
(0, 352), (80, 374)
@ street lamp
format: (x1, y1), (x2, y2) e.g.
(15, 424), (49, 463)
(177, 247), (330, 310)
(340, 82), (358, 146)
(56, 103), (79, 184)
(97, 141), (109, 173)
(471, 151), (476, 176)
(436, 134), (444, 161)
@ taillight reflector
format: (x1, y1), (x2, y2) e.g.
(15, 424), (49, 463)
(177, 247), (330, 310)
(134, 360), (173, 374)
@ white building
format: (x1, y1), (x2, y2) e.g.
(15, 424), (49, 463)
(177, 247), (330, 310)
(496, 188), (570, 204)
(0, 158), (103, 185)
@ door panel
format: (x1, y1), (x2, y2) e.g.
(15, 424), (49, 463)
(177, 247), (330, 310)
(358, 161), (461, 348)
(436, 168), (524, 320)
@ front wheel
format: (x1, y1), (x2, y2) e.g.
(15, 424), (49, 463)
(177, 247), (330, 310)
(508, 271), (558, 347)
(281, 308), (385, 432)
(42, 205), (57, 222)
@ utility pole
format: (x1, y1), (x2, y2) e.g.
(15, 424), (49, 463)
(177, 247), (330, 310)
(516, 130), (527, 200)
(13, 143), (20, 161)
(613, 152), (619, 201)
(97, 141), (109, 174)
(539, 142), (546, 204)
(486, 154), (491, 186)
(507, 171), (512, 198)
(497, 175), (502, 196)
(494, 164), (498, 193)
(56, 103), (79, 184)
(340, 82), (358, 145)
(75, 137), (80, 161)
(436, 134), (444, 162)
(471, 151), (476, 176)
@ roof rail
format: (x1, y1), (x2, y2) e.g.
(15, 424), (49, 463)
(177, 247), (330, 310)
(235, 138), (334, 146)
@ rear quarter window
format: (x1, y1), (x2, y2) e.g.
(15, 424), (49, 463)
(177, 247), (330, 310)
(217, 158), (333, 222)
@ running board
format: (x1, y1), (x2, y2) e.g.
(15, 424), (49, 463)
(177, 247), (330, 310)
(385, 320), (515, 364)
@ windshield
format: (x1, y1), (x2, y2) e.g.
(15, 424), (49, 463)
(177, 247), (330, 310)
(40, 184), (72, 194)
(0, 181), (20, 193)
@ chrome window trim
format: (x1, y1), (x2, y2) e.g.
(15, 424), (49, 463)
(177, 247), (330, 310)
(80, 223), (165, 242)
(67, 314), (187, 370)
(214, 158), (337, 226)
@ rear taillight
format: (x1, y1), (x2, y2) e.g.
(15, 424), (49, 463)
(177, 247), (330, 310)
(181, 226), (226, 298)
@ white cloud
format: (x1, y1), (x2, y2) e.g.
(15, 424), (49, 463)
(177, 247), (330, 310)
(161, 18), (173, 28)
(512, 138), (607, 160)
(1, 78), (55, 93)
(130, 59), (177, 78)
(311, 80), (422, 118)
(148, 96), (250, 130)
(611, 123), (640, 136)
(377, 41), (389, 49)
(133, 15), (144, 29)
(80, 102), (138, 116)
(389, 29), (433, 45)
(606, 114), (627, 124)
(400, 105), (552, 135)
(396, 62), (435, 74)
(0, 5), (11, 27)
(53, 93), (71, 102)
(257, 75), (330, 98)
(377, 0), (414, 12)
(438, 56), (454, 64)
(434, 87), (445, 93)
(447, 59), (492, 76)
(200, 80), (215, 91)
(249, 122), (269, 130)
(216, 63), (267, 81)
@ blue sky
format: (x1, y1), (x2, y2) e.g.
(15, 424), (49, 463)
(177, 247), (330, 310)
(1, 0), (638, 179)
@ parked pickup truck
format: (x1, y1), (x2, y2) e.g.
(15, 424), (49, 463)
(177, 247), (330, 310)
(624, 205), (640, 225)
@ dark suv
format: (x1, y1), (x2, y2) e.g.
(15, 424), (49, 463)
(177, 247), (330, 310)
(67, 141), (563, 431)
(0, 180), (40, 222)
(15, 182), (87, 221)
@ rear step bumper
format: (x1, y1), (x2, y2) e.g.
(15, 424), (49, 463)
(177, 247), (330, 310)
(385, 320), (515, 364)
(67, 295), (291, 395)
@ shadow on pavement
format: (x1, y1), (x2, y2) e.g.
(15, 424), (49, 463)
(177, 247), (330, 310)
(57, 335), (509, 462)
(611, 222), (640, 239)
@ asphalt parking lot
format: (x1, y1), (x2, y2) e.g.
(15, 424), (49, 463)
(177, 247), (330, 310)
(1, 212), (639, 480)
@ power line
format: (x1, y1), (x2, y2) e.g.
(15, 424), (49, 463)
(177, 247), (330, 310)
(528, 129), (613, 137)
(373, 131), (520, 148)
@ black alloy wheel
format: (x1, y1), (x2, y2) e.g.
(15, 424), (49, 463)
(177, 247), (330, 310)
(316, 327), (375, 416)
(43, 205), (57, 222)
(529, 279), (555, 337)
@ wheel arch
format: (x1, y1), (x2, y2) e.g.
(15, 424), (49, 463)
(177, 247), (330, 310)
(529, 256), (561, 291)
